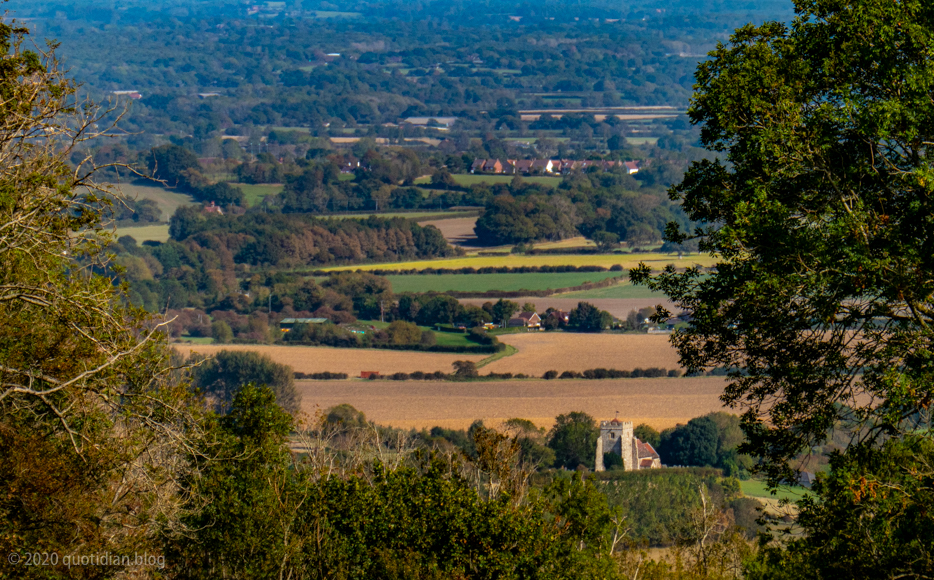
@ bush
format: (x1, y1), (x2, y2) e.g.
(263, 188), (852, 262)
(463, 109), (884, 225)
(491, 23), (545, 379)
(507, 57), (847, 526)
(543, 370), (558, 380)
(211, 320), (233, 343)
(559, 371), (580, 379)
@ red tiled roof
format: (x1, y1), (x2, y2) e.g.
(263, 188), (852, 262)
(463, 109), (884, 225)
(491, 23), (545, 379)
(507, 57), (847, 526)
(636, 439), (660, 460)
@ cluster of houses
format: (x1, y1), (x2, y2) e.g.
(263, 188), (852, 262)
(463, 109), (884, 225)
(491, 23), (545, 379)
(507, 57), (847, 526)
(470, 158), (640, 175)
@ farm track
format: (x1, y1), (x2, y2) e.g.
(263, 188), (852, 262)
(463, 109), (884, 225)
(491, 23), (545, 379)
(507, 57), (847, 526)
(296, 376), (728, 431)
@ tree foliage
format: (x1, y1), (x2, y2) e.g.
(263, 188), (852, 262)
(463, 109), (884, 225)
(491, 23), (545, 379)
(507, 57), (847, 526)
(631, 0), (934, 570)
(547, 411), (599, 470)
(0, 20), (198, 577)
(631, 0), (934, 484)
(188, 350), (299, 414)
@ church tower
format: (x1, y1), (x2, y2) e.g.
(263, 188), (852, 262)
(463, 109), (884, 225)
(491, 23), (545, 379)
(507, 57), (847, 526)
(596, 417), (634, 471)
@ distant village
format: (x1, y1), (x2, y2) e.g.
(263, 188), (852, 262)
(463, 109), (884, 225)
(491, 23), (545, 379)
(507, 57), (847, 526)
(470, 158), (640, 175)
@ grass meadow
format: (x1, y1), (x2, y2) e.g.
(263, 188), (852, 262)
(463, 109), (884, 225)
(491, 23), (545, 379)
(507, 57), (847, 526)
(740, 479), (812, 502)
(386, 271), (621, 293)
(116, 223), (171, 242)
(364, 320), (477, 347)
(321, 252), (715, 273)
(108, 182), (195, 219)
(229, 183), (284, 206)
(451, 174), (561, 187)
(556, 280), (660, 299)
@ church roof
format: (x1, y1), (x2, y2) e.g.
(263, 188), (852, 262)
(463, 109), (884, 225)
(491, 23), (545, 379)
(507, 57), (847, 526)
(636, 439), (660, 460)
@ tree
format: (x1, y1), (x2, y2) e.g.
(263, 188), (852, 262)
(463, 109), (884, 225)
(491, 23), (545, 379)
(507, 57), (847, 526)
(211, 320), (233, 343)
(630, 0), (934, 486)
(491, 298), (520, 326)
(569, 302), (612, 332)
(189, 350), (299, 414)
(634, 424), (661, 448)
(657, 417), (719, 468)
(591, 230), (620, 252)
(547, 411), (599, 470)
(166, 384), (299, 579)
(631, 1), (934, 566)
(149, 143), (202, 191)
(452, 360), (478, 379)
(0, 21), (197, 577)
(750, 435), (934, 580)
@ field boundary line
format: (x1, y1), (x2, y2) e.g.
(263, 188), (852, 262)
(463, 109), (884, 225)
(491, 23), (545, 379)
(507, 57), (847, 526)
(475, 344), (518, 369)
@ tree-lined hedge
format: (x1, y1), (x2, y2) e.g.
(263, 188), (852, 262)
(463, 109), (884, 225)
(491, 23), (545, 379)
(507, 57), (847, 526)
(323, 264), (617, 276)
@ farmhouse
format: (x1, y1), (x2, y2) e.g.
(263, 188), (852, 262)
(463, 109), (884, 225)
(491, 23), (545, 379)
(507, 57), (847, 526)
(507, 311), (541, 328)
(595, 417), (661, 472)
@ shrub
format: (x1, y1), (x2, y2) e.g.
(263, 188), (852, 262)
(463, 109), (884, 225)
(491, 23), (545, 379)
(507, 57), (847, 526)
(543, 370), (558, 380)
(559, 371), (580, 379)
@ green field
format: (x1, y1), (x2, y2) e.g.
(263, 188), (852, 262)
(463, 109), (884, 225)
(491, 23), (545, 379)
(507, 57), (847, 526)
(740, 479), (812, 502)
(230, 183), (284, 206)
(176, 336), (214, 345)
(322, 252), (715, 273)
(626, 137), (660, 145)
(364, 321), (476, 347)
(386, 271), (620, 293)
(107, 182), (195, 220)
(312, 10), (362, 18)
(557, 280), (661, 299)
(451, 174), (560, 187)
(116, 223), (171, 242)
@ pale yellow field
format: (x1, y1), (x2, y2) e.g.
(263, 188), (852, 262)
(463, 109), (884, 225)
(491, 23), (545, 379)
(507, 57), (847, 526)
(296, 376), (729, 431)
(321, 252), (716, 272)
(175, 344), (485, 375)
(484, 333), (681, 375)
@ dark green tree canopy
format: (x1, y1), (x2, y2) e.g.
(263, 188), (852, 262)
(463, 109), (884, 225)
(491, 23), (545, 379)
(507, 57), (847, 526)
(189, 350), (299, 414)
(632, 0), (934, 484)
(547, 411), (599, 470)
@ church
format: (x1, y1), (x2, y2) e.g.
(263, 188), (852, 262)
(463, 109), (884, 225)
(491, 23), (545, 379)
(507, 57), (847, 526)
(594, 417), (662, 472)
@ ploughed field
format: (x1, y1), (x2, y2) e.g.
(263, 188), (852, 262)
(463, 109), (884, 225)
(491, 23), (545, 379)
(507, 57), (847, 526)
(296, 376), (729, 431)
(175, 344), (486, 375)
(483, 333), (682, 375)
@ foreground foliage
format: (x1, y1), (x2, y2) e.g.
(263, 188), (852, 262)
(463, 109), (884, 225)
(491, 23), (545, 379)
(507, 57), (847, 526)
(633, 0), (934, 574)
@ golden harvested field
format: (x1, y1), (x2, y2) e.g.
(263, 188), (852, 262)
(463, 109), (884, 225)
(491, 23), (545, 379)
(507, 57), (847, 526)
(484, 333), (681, 375)
(296, 376), (729, 431)
(321, 252), (715, 272)
(174, 344), (485, 375)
